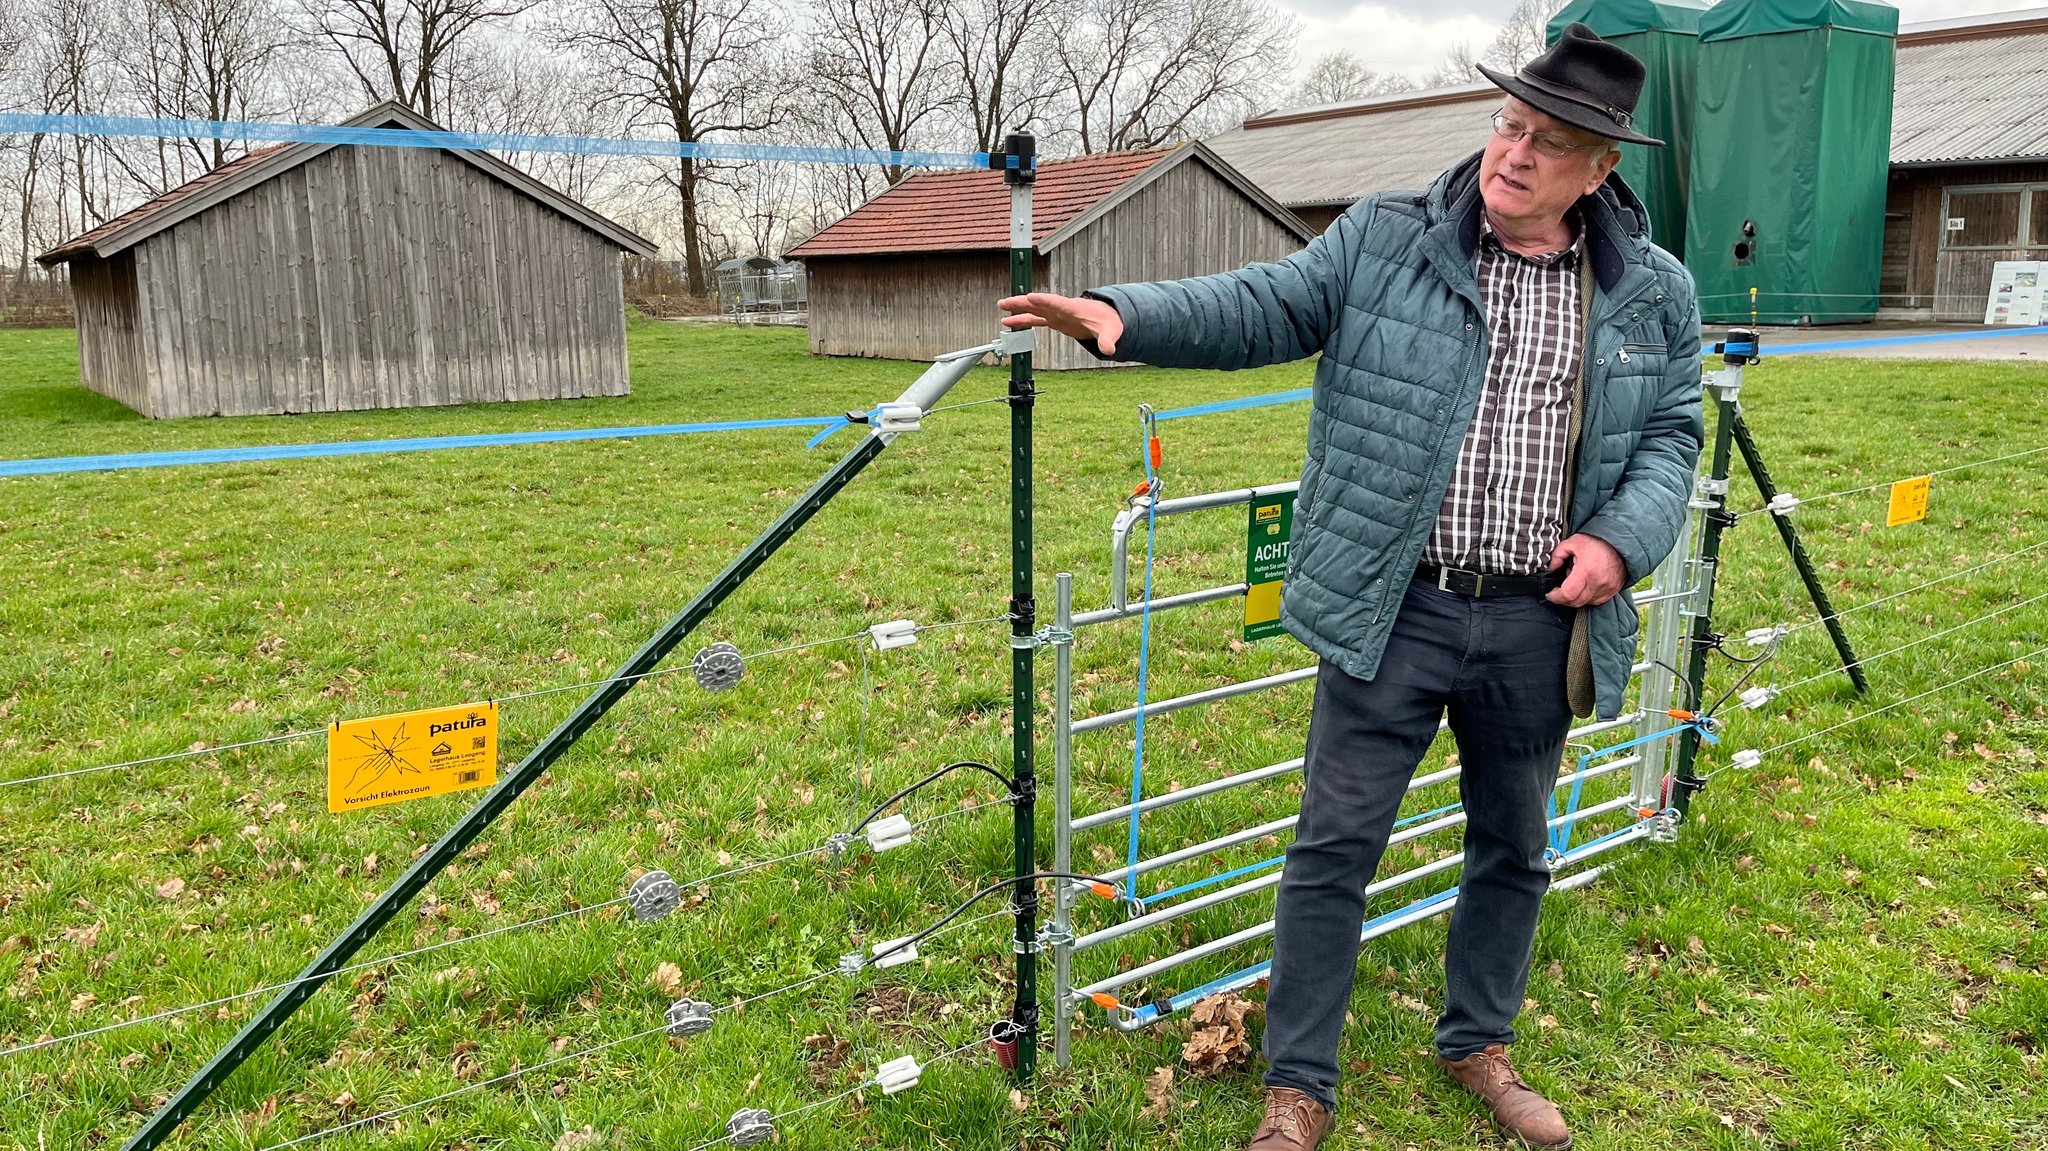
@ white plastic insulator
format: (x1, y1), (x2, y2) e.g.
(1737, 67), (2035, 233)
(869, 619), (919, 651)
(1768, 493), (1801, 516)
(1739, 685), (1779, 710)
(999, 328), (1038, 357)
(876, 1054), (923, 1095)
(873, 403), (924, 434)
(1732, 748), (1763, 771)
(865, 814), (915, 852)
(871, 935), (920, 969)
(1744, 625), (1788, 647)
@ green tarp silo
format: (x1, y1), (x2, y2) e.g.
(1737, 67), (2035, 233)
(1547, 0), (1710, 261)
(1685, 0), (1898, 325)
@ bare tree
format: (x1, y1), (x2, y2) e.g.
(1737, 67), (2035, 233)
(1055, 0), (1295, 154)
(1424, 40), (1481, 90)
(305, 0), (535, 120)
(809, 0), (956, 184)
(553, 0), (790, 294)
(941, 0), (1059, 153)
(1481, 0), (1569, 72)
(1291, 50), (1414, 108)
(122, 0), (296, 182)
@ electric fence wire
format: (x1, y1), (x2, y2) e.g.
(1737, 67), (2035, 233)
(1731, 444), (2048, 519)
(1773, 537), (2048, 637)
(1125, 409), (1163, 900)
(1700, 643), (2048, 782)
(5, 754), (1025, 1060)
(238, 911), (1011, 1148)
(1769, 590), (2048, 700)
(679, 1033), (993, 1151)
(0, 615), (1014, 791)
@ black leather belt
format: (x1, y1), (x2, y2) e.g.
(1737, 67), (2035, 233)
(1414, 563), (1562, 599)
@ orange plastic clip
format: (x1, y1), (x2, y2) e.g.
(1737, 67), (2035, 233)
(1148, 436), (1162, 471)
(1089, 992), (1122, 1010)
(1088, 881), (1117, 899)
(1665, 709), (1698, 722)
(1132, 479), (1153, 498)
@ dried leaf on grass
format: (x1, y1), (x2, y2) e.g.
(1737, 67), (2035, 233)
(647, 962), (685, 998)
(1181, 993), (1261, 1077)
(554, 1127), (603, 1151)
(1140, 1065), (1176, 1120)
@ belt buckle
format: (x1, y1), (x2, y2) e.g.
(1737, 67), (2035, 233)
(1436, 566), (1454, 593)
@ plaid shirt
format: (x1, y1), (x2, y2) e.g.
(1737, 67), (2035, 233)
(1421, 216), (1584, 576)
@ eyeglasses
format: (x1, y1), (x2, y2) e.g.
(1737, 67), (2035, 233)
(1490, 111), (1608, 160)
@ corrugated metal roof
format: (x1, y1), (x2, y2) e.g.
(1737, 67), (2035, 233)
(785, 150), (1170, 258)
(1891, 28), (2048, 165)
(1206, 87), (1496, 209)
(1210, 16), (2048, 208)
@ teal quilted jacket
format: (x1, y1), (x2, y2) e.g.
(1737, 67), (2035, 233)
(1088, 152), (1703, 720)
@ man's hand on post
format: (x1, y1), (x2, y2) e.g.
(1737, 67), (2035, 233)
(998, 292), (1123, 357)
(1544, 534), (1626, 607)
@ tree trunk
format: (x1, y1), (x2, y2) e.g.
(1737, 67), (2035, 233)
(677, 157), (707, 296)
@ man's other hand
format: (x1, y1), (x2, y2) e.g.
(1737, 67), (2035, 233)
(998, 292), (1123, 356)
(1544, 534), (1626, 607)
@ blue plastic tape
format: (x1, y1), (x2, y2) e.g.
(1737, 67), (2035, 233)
(0, 417), (840, 477)
(1152, 388), (1311, 422)
(1775, 327), (2048, 355)
(0, 113), (998, 170)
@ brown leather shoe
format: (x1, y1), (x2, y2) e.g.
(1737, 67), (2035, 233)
(1434, 1044), (1573, 1149)
(1247, 1087), (1332, 1151)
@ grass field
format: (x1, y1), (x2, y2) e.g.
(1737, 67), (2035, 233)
(2, 317), (2045, 1151)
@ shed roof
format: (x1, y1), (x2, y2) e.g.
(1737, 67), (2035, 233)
(40, 102), (657, 266)
(1892, 11), (2048, 166)
(1208, 7), (2048, 209)
(785, 142), (1310, 259)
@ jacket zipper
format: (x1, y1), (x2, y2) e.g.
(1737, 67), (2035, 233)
(1378, 321), (1481, 623)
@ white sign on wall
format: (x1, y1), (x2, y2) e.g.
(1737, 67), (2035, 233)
(1984, 261), (2044, 326)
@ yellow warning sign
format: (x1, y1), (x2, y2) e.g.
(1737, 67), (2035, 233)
(327, 701), (498, 813)
(1887, 475), (1931, 526)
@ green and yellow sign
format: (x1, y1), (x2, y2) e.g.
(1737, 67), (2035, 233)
(1243, 491), (1296, 642)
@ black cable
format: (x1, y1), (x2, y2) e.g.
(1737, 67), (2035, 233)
(1704, 639), (1780, 718)
(866, 870), (1122, 967)
(1649, 657), (1699, 702)
(848, 760), (1016, 837)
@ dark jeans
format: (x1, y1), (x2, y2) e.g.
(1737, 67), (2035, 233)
(1261, 579), (1574, 1110)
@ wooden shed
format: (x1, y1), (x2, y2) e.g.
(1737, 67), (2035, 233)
(37, 102), (658, 418)
(785, 143), (1312, 370)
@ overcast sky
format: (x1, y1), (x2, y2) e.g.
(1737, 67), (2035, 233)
(1284, 0), (2045, 82)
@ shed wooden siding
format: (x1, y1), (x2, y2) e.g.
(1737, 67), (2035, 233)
(75, 143), (629, 418)
(1885, 160), (2048, 320)
(1043, 157), (1312, 371)
(69, 252), (147, 413)
(805, 252), (1050, 362)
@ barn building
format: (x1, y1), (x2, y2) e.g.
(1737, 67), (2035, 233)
(1207, 7), (2048, 323)
(38, 102), (658, 418)
(785, 144), (1312, 369)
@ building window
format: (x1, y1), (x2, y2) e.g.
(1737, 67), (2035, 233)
(1944, 188), (2022, 248)
(2031, 188), (2048, 248)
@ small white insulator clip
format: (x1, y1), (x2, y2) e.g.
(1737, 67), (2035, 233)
(871, 935), (920, 969)
(1744, 624), (1788, 647)
(1739, 685), (1780, 711)
(999, 328), (1038, 357)
(1767, 493), (1801, 516)
(869, 619), (920, 651)
(865, 814), (915, 852)
(627, 870), (683, 922)
(726, 1108), (776, 1146)
(838, 949), (868, 976)
(876, 1054), (923, 1095)
(1731, 748), (1763, 772)
(665, 998), (715, 1037)
(872, 403), (924, 435)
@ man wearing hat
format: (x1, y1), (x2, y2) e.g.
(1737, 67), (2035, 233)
(1000, 23), (1701, 1151)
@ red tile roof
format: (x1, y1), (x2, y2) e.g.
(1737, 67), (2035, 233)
(39, 145), (289, 264)
(786, 149), (1172, 258)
